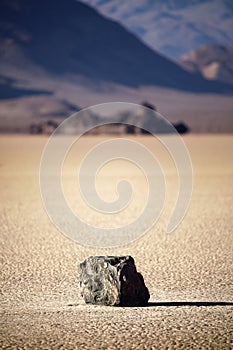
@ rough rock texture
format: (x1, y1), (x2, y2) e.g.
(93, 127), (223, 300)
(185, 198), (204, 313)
(78, 256), (150, 306)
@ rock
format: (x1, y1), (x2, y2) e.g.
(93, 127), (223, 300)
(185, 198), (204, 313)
(78, 256), (150, 306)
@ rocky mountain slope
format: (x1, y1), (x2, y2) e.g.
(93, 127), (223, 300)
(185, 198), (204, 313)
(179, 44), (233, 85)
(81, 0), (233, 59)
(0, 0), (231, 93)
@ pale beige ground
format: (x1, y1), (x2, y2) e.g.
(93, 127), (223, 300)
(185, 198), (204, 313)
(0, 135), (233, 349)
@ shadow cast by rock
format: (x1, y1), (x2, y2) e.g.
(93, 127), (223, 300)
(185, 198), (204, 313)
(147, 301), (233, 307)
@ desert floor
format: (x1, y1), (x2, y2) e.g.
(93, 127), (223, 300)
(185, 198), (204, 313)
(0, 134), (233, 349)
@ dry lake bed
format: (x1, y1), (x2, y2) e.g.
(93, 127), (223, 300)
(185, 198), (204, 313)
(1, 134), (233, 349)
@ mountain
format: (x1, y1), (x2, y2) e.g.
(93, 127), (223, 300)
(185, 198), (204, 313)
(0, 94), (79, 133)
(0, 0), (233, 134)
(179, 44), (233, 85)
(0, 0), (232, 93)
(81, 0), (233, 59)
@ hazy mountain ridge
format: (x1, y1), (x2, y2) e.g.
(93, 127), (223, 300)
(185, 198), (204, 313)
(0, 94), (79, 133)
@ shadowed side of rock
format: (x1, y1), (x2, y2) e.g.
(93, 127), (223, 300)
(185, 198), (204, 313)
(119, 259), (150, 306)
(78, 256), (150, 306)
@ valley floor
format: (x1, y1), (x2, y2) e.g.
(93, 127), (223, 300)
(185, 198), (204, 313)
(0, 135), (233, 349)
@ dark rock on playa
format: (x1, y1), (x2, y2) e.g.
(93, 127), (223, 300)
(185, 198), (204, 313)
(78, 256), (150, 306)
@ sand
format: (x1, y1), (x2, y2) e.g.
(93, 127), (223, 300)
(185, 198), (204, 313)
(0, 134), (233, 349)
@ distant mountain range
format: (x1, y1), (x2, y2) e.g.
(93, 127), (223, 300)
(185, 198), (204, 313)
(0, 93), (79, 133)
(81, 0), (233, 59)
(0, 0), (233, 133)
(179, 44), (233, 85)
(0, 0), (231, 93)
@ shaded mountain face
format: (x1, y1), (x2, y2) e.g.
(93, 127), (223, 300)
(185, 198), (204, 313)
(179, 44), (233, 85)
(0, 0), (232, 93)
(82, 0), (233, 59)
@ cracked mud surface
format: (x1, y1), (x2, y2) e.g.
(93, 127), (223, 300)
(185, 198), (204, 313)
(1, 135), (233, 349)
